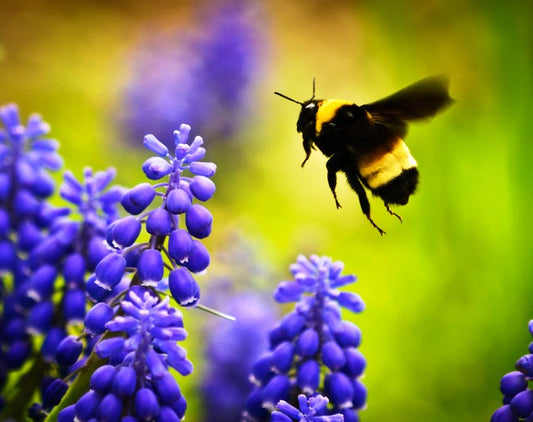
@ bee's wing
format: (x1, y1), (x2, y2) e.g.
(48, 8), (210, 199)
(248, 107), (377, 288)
(362, 75), (454, 136)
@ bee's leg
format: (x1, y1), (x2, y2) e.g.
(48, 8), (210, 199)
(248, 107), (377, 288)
(301, 139), (313, 167)
(325, 155), (343, 208)
(384, 203), (402, 222)
(344, 167), (386, 235)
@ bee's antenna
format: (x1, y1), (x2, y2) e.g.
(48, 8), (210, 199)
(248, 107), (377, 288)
(274, 91), (303, 105)
(312, 76), (316, 100)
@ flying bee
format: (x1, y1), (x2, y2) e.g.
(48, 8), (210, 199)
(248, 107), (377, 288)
(275, 75), (454, 235)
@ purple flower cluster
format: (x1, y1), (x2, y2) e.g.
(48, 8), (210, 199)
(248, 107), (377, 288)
(58, 286), (189, 421)
(0, 104), (124, 420)
(492, 320), (533, 421)
(202, 288), (277, 422)
(243, 255), (367, 422)
(89, 124), (216, 306)
(199, 236), (279, 422)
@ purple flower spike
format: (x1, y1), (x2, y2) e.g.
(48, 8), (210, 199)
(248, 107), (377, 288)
(245, 255), (366, 420)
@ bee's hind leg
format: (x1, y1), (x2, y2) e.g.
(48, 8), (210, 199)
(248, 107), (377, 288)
(343, 164), (386, 235)
(385, 203), (402, 222)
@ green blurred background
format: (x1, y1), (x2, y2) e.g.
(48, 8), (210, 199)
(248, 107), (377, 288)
(1, 0), (532, 420)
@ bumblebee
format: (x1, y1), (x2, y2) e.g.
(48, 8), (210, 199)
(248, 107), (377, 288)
(275, 75), (454, 234)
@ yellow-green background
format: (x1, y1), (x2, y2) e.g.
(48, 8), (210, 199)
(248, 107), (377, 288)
(1, 0), (532, 420)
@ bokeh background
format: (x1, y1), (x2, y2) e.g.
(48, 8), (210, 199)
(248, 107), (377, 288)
(1, 0), (532, 420)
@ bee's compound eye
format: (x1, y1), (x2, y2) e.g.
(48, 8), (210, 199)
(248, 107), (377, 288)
(305, 103), (315, 110)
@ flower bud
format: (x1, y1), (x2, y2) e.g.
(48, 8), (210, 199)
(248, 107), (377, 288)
(166, 188), (192, 214)
(55, 335), (83, 366)
(28, 301), (54, 333)
(137, 249), (164, 285)
(113, 366), (137, 397)
(296, 328), (319, 357)
(297, 359), (320, 394)
(90, 364), (116, 393)
(344, 347), (366, 378)
(75, 390), (100, 421)
(142, 157), (173, 180)
(135, 388), (160, 420)
(96, 393), (122, 421)
(324, 372), (354, 409)
(121, 182), (156, 214)
(111, 216), (141, 247)
(500, 371), (527, 398)
(146, 207), (172, 236)
(168, 229), (193, 262)
(261, 374), (290, 409)
(42, 378), (68, 409)
(144, 134), (169, 156)
(63, 253), (86, 285)
(189, 161), (216, 177)
(169, 267), (200, 307)
(154, 372), (182, 404)
(94, 253), (126, 290)
(185, 204), (212, 239)
(190, 175), (216, 201)
(85, 302), (114, 335)
(183, 240), (210, 273)
(272, 341), (294, 373)
(322, 341), (346, 370)
(334, 320), (362, 348)
(63, 288), (86, 323)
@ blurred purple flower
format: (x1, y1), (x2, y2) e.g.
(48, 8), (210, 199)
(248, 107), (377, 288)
(199, 233), (278, 422)
(118, 0), (266, 147)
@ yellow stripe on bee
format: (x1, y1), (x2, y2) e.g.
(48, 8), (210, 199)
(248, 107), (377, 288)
(315, 99), (352, 135)
(358, 138), (417, 189)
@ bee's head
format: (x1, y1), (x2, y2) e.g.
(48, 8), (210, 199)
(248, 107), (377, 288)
(296, 100), (319, 134)
(275, 78), (318, 134)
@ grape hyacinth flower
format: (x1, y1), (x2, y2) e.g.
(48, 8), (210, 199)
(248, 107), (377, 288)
(491, 320), (533, 421)
(44, 124), (217, 420)
(58, 286), (190, 421)
(93, 123), (216, 306)
(243, 255), (367, 422)
(0, 103), (65, 418)
(119, 0), (265, 146)
(0, 165), (124, 421)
